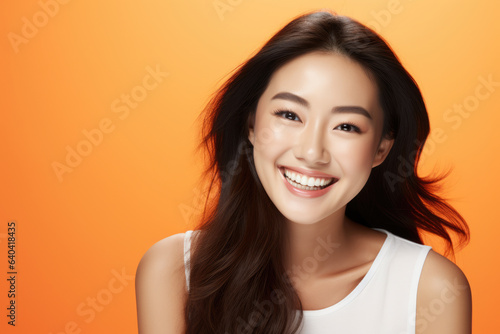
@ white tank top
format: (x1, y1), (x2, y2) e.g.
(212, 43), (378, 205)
(183, 229), (432, 334)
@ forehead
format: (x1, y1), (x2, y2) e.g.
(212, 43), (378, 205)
(260, 51), (381, 116)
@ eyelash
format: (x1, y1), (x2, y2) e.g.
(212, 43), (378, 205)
(272, 109), (362, 133)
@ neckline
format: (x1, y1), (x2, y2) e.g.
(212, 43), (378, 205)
(300, 228), (393, 316)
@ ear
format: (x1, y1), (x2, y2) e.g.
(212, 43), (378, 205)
(247, 112), (256, 146)
(372, 136), (394, 168)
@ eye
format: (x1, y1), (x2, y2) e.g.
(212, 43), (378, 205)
(335, 123), (361, 133)
(273, 109), (301, 122)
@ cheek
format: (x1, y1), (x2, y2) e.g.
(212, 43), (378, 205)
(332, 137), (377, 174)
(253, 117), (291, 159)
(251, 119), (292, 193)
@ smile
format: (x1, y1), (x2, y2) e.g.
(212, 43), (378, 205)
(278, 166), (338, 198)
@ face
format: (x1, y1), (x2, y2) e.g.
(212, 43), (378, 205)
(247, 51), (393, 226)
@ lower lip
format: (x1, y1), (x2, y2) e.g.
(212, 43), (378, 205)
(278, 167), (336, 198)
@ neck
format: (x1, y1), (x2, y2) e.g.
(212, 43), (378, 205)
(282, 209), (352, 285)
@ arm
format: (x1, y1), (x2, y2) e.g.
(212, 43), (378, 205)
(416, 250), (472, 334)
(135, 233), (187, 334)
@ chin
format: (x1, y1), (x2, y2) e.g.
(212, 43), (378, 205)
(278, 208), (335, 226)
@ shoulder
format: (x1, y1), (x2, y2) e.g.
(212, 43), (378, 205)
(136, 233), (186, 278)
(135, 232), (187, 333)
(416, 249), (472, 334)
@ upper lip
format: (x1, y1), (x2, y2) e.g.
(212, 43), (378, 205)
(278, 165), (337, 179)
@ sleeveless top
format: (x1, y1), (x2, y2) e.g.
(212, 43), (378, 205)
(183, 229), (432, 334)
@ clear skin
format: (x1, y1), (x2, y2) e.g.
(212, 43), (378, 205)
(248, 50), (392, 276)
(247, 51), (395, 301)
(135, 51), (472, 334)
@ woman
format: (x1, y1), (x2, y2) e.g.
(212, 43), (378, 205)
(135, 10), (471, 334)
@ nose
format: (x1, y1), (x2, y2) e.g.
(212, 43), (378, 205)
(293, 121), (330, 165)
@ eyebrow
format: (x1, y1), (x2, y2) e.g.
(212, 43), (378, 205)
(270, 91), (373, 120)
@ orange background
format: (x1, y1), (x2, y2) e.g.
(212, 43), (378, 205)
(1, 0), (498, 333)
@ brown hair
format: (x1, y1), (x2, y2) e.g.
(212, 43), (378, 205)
(184, 9), (469, 333)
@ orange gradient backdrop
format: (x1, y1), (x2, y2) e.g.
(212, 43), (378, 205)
(1, 0), (498, 333)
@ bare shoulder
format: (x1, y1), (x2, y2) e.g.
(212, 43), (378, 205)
(135, 233), (187, 334)
(416, 249), (472, 334)
(136, 233), (186, 279)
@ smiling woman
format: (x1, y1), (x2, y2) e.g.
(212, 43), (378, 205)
(135, 9), (471, 334)
(249, 51), (391, 214)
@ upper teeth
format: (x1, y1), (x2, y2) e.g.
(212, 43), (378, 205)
(284, 168), (333, 187)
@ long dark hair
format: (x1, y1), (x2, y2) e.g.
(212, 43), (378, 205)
(185, 9), (469, 333)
